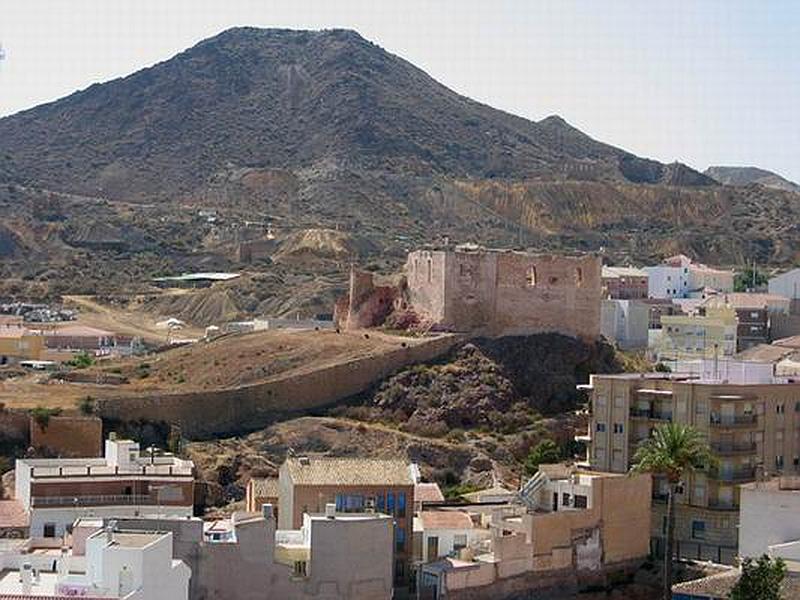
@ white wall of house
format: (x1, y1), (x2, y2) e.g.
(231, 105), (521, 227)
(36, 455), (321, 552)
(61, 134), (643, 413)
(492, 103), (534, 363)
(644, 266), (688, 299)
(418, 527), (487, 562)
(770, 269), (800, 301)
(739, 483), (800, 559)
(600, 300), (649, 349)
(30, 505), (192, 539)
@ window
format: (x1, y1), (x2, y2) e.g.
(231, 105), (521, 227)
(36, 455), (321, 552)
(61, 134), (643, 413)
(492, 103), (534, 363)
(387, 492), (395, 514)
(395, 526), (406, 552)
(427, 259), (432, 283)
(397, 492), (406, 517)
(335, 494), (365, 512)
(795, 402), (800, 412)
(549, 276), (559, 285)
(596, 422), (606, 433)
(376, 493), (385, 512)
(562, 493), (571, 507)
(394, 560), (405, 584)
(293, 561), (307, 577)
(43, 523), (56, 538)
(776, 455), (785, 469)
(794, 457), (799, 467)
(454, 534), (468, 550)
(526, 266), (537, 287)
(691, 520), (706, 540)
(575, 268), (583, 286)
(661, 516), (668, 535)
(777, 404), (786, 414)
(574, 494), (588, 509)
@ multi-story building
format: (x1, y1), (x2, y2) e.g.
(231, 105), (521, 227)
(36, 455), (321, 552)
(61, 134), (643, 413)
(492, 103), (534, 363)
(602, 266), (649, 300)
(14, 435), (194, 540)
(581, 359), (800, 564)
(701, 293), (791, 352)
(418, 468), (651, 599)
(278, 456), (415, 589)
(404, 247), (602, 338)
(645, 255), (734, 299)
(655, 306), (738, 362)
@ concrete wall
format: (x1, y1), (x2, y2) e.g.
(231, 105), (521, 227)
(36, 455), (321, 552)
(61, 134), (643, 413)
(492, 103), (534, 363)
(96, 334), (459, 439)
(739, 483), (800, 559)
(30, 416), (103, 458)
(600, 300), (649, 350)
(406, 250), (601, 339)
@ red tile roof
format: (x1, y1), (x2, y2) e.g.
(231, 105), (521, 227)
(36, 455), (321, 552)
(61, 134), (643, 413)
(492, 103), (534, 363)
(415, 483), (445, 504)
(419, 511), (473, 530)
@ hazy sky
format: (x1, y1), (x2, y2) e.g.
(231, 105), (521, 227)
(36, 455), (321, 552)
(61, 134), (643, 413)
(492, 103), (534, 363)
(1, 1), (798, 181)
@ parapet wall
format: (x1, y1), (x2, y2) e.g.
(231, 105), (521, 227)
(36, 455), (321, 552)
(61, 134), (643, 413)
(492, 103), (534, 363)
(96, 334), (460, 439)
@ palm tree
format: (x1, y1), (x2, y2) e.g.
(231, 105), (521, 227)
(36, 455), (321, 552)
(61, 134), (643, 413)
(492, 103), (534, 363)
(631, 423), (715, 600)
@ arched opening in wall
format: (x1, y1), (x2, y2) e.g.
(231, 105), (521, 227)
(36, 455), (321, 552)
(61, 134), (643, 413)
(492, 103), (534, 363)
(575, 267), (583, 286)
(427, 259), (433, 283)
(526, 266), (537, 287)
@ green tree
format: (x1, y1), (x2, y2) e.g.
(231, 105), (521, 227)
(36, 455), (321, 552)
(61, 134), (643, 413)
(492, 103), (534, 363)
(730, 555), (786, 600)
(631, 423), (714, 600)
(77, 396), (95, 415)
(66, 351), (94, 369)
(524, 439), (561, 475)
(734, 267), (769, 292)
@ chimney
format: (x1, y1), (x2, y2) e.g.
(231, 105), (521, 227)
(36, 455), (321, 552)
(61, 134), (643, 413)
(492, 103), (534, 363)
(325, 503), (336, 519)
(21, 563), (32, 594)
(262, 503), (274, 520)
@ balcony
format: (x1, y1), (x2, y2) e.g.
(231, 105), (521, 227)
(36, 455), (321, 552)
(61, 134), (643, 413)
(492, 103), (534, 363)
(709, 414), (757, 428)
(30, 494), (158, 508)
(709, 467), (756, 482)
(710, 442), (757, 455)
(630, 408), (672, 422)
(707, 499), (738, 511)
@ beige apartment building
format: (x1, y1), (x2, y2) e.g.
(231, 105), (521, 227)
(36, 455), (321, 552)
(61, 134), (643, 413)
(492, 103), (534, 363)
(278, 457), (415, 589)
(581, 359), (800, 564)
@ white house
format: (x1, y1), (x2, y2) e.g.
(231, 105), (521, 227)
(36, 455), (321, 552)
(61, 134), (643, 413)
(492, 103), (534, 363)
(414, 511), (489, 563)
(600, 299), (649, 350)
(0, 526), (190, 599)
(645, 255), (733, 299)
(15, 435), (194, 540)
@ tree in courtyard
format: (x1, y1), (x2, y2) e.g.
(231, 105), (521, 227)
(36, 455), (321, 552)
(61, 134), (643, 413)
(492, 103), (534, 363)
(630, 423), (714, 600)
(730, 555), (786, 600)
(524, 439), (561, 475)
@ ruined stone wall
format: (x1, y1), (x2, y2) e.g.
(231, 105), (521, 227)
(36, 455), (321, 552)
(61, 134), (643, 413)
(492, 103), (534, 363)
(96, 334), (460, 439)
(406, 250), (601, 339)
(29, 415), (103, 457)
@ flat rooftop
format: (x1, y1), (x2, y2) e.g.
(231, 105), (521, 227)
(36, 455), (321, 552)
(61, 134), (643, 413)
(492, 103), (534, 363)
(105, 531), (165, 549)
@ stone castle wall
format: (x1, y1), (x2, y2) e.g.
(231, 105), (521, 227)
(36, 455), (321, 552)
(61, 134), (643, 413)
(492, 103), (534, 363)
(406, 250), (601, 339)
(96, 334), (460, 439)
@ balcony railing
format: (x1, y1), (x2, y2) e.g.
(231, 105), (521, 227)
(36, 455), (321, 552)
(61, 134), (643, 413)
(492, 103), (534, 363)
(630, 408), (672, 421)
(30, 494), (180, 507)
(707, 499), (738, 510)
(709, 467), (756, 482)
(709, 414), (757, 428)
(710, 442), (757, 455)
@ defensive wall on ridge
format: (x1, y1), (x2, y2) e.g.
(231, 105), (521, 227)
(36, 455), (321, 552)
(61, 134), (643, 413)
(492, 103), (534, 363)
(95, 333), (460, 439)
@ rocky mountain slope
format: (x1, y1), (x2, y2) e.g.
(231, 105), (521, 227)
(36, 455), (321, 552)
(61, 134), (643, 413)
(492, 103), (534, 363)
(1, 27), (799, 311)
(705, 165), (800, 193)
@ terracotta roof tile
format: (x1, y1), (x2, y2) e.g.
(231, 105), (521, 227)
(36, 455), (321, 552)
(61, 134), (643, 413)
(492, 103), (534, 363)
(249, 477), (279, 498)
(415, 483), (445, 504)
(419, 511), (473, 530)
(285, 457), (414, 486)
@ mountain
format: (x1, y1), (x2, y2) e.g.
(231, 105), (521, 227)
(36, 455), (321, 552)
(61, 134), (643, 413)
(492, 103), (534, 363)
(704, 166), (800, 193)
(0, 27), (713, 201)
(1, 28), (800, 313)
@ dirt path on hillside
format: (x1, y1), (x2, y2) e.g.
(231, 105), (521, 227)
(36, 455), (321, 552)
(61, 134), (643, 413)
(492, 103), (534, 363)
(62, 294), (204, 343)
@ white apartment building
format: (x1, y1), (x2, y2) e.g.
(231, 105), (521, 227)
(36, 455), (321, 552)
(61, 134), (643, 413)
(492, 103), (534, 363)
(645, 254), (734, 299)
(0, 526), (190, 599)
(15, 435), (194, 540)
